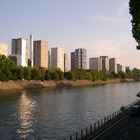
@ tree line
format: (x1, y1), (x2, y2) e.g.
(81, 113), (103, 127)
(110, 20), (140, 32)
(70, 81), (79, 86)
(0, 55), (140, 81)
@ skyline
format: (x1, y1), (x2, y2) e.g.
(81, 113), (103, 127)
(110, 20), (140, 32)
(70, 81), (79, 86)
(0, 0), (139, 69)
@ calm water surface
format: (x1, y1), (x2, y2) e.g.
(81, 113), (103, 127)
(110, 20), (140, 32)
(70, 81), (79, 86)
(0, 82), (140, 139)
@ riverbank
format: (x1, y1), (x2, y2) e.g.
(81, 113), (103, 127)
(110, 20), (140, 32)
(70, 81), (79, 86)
(0, 78), (135, 91)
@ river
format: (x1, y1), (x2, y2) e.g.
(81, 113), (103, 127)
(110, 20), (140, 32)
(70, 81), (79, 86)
(0, 82), (139, 139)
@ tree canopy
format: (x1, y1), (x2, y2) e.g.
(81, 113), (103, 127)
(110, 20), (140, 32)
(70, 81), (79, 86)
(0, 54), (139, 81)
(129, 0), (140, 49)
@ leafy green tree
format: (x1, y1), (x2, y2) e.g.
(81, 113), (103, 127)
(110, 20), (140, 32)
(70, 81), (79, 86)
(45, 70), (52, 80)
(40, 68), (46, 81)
(16, 66), (24, 80)
(31, 67), (41, 80)
(125, 69), (132, 78)
(23, 67), (31, 80)
(117, 72), (126, 79)
(91, 70), (98, 81)
(51, 71), (59, 80)
(85, 71), (92, 80)
(109, 72), (117, 79)
(56, 70), (64, 80)
(129, 0), (140, 49)
(0, 55), (17, 81)
(132, 68), (140, 80)
(102, 72), (108, 81)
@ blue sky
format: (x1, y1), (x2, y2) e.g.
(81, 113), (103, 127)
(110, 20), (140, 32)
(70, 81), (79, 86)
(0, 0), (139, 69)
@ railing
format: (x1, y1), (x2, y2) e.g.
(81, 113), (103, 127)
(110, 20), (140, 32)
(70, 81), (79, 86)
(63, 99), (140, 140)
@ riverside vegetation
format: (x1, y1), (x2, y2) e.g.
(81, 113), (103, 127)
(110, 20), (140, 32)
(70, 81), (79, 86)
(0, 54), (140, 81)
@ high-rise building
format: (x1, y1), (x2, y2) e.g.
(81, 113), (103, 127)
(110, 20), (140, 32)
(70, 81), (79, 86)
(0, 43), (8, 57)
(71, 52), (75, 70)
(100, 56), (109, 72)
(29, 34), (33, 66)
(51, 47), (64, 71)
(117, 64), (123, 73)
(48, 50), (51, 68)
(11, 38), (28, 66)
(33, 40), (48, 68)
(64, 53), (68, 72)
(89, 57), (101, 71)
(71, 48), (87, 70)
(109, 58), (117, 73)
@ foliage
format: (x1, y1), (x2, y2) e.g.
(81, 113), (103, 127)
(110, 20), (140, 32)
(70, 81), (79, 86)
(0, 55), (16, 81)
(129, 0), (140, 48)
(132, 68), (140, 80)
(0, 54), (140, 81)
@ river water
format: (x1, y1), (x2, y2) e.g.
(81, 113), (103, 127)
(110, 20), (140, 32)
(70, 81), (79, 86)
(0, 82), (139, 139)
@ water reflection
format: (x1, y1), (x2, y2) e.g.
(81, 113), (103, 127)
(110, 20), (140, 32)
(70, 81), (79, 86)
(17, 90), (37, 139)
(0, 82), (139, 139)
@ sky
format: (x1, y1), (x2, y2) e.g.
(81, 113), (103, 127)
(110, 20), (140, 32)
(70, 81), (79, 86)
(0, 0), (140, 69)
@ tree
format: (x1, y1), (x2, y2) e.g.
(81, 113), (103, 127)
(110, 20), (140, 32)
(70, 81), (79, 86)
(40, 68), (46, 81)
(56, 69), (64, 80)
(51, 71), (59, 80)
(31, 67), (41, 80)
(129, 0), (140, 49)
(23, 67), (31, 80)
(15, 66), (24, 80)
(117, 72), (126, 79)
(0, 55), (17, 81)
(132, 68), (140, 80)
(45, 70), (52, 80)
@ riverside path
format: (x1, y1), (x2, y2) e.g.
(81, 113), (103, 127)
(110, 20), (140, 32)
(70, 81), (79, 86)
(63, 99), (140, 140)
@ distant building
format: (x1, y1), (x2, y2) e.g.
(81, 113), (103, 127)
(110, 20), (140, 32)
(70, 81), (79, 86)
(100, 56), (109, 72)
(117, 64), (123, 73)
(125, 66), (130, 72)
(51, 47), (64, 71)
(0, 43), (8, 57)
(71, 52), (76, 70)
(89, 57), (101, 71)
(11, 38), (28, 66)
(48, 50), (51, 68)
(109, 58), (117, 73)
(71, 48), (87, 70)
(64, 53), (68, 72)
(33, 40), (48, 68)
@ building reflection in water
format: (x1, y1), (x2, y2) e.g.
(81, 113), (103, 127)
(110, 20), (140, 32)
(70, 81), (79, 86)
(17, 90), (37, 139)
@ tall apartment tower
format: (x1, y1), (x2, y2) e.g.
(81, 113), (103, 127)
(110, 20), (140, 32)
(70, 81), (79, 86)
(100, 56), (109, 72)
(117, 64), (123, 73)
(71, 48), (87, 70)
(64, 53), (68, 72)
(71, 52), (76, 70)
(109, 58), (117, 73)
(30, 34), (33, 66)
(11, 38), (28, 66)
(89, 57), (102, 71)
(48, 50), (51, 68)
(33, 40), (48, 68)
(0, 43), (8, 57)
(51, 47), (64, 71)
